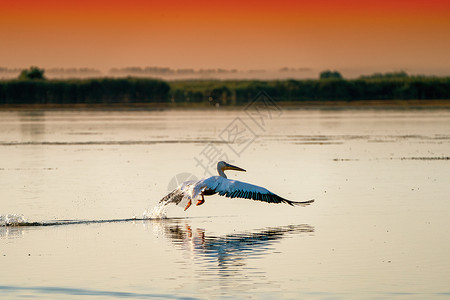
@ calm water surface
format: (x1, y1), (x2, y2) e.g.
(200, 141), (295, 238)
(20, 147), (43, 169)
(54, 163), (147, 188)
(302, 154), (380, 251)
(1, 108), (450, 299)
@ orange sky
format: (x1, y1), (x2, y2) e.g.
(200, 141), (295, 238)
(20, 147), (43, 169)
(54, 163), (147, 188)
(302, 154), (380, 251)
(1, 0), (449, 77)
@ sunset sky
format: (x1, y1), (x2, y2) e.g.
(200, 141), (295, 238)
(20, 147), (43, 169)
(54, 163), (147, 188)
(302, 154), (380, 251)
(1, 0), (449, 77)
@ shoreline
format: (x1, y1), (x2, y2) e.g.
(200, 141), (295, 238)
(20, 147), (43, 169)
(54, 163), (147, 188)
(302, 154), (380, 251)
(1, 99), (450, 111)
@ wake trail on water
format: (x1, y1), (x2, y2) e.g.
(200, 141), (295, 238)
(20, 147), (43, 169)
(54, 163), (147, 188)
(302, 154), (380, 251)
(0, 214), (145, 227)
(0, 209), (177, 228)
(1, 196), (178, 227)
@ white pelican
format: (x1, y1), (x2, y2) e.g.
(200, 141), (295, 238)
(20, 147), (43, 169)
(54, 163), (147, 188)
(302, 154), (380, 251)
(160, 161), (314, 211)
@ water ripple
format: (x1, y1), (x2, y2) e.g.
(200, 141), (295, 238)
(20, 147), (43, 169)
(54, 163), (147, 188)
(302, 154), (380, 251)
(0, 139), (225, 146)
(0, 285), (196, 299)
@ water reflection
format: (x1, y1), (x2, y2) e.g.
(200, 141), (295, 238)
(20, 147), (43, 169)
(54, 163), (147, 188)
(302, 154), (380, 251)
(16, 111), (46, 203)
(18, 110), (46, 141)
(0, 226), (24, 239)
(150, 220), (314, 273)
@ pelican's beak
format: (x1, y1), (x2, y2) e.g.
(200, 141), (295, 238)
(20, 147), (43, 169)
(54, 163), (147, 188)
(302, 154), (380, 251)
(224, 163), (246, 172)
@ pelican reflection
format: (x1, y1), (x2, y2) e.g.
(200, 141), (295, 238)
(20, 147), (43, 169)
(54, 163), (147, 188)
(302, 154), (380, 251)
(150, 221), (314, 270)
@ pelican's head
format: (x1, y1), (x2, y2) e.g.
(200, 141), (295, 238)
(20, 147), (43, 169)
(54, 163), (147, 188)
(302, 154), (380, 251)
(217, 161), (246, 178)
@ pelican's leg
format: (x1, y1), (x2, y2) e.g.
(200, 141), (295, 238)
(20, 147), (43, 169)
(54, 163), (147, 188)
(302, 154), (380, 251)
(185, 225), (192, 238)
(196, 193), (205, 206)
(184, 200), (192, 211)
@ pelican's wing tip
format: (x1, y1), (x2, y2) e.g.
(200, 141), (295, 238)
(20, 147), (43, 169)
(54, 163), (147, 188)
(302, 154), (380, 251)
(286, 199), (315, 207)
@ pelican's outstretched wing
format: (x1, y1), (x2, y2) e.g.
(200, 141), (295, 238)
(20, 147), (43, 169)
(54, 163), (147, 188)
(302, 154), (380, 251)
(206, 177), (314, 207)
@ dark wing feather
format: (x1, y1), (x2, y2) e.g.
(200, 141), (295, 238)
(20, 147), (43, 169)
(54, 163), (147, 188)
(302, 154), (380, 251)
(213, 179), (314, 207)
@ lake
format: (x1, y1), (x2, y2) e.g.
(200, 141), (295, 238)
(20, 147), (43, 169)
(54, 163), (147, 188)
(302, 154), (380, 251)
(1, 106), (450, 299)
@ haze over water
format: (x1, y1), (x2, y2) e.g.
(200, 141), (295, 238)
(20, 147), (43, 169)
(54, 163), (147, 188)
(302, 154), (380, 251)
(1, 108), (450, 299)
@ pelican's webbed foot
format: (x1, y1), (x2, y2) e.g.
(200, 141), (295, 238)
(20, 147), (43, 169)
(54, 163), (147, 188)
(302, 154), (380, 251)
(196, 194), (205, 206)
(184, 200), (192, 211)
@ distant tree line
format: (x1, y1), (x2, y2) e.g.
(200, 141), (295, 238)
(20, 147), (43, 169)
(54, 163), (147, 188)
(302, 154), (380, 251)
(169, 77), (450, 104)
(359, 71), (409, 79)
(0, 77), (170, 105)
(0, 67), (449, 105)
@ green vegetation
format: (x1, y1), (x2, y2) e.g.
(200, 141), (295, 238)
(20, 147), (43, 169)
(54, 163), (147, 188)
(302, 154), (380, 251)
(18, 66), (46, 80)
(0, 78), (170, 105)
(168, 77), (450, 104)
(319, 70), (343, 79)
(0, 67), (449, 106)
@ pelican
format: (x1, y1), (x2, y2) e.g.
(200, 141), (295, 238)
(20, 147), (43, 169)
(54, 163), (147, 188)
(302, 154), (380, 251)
(160, 161), (314, 211)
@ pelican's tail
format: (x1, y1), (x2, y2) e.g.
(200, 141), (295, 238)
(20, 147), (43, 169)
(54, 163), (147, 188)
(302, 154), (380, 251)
(158, 186), (196, 209)
(159, 189), (184, 205)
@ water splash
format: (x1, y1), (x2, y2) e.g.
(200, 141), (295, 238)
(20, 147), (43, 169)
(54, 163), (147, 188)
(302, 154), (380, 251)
(144, 188), (187, 219)
(0, 214), (26, 226)
(143, 201), (170, 219)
